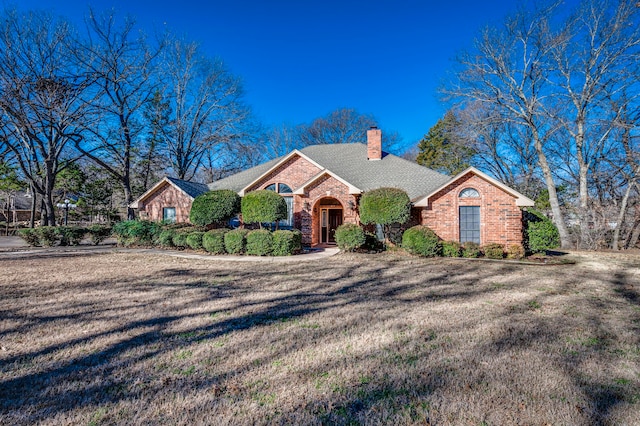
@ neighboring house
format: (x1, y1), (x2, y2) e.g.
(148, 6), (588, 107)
(133, 128), (534, 246)
(0, 191), (35, 223)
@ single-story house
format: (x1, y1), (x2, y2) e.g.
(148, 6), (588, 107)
(0, 191), (35, 223)
(133, 128), (534, 246)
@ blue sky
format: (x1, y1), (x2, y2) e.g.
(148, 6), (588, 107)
(11, 1), (537, 151)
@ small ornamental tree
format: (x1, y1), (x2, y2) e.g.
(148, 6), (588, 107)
(189, 190), (241, 227)
(359, 187), (411, 244)
(241, 190), (287, 228)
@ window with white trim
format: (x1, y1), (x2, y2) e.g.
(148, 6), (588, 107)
(459, 188), (480, 198)
(265, 183), (294, 228)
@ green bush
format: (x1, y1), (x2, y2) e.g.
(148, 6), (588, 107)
(241, 190), (287, 226)
(482, 243), (504, 259)
(18, 228), (40, 247)
(224, 228), (250, 254)
(186, 232), (205, 250)
(202, 229), (228, 254)
(87, 225), (112, 245)
(272, 230), (302, 256)
(172, 232), (189, 249)
(156, 229), (176, 248)
(189, 190), (241, 227)
(527, 213), (560, 253)
(334, 224), (366, 252)
(462, 242), (481, 258)
(246, 229), (273, 256)
(506, 244), (525, 260)
(442, 240), (462, 257)
(359, 188), (411, 243)
(112, 220), (161, 246)
(37, 226), (59, 247)
(401, 225), (441, 257)
(56, 226), (86, 246)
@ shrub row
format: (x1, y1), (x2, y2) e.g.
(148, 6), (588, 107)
(111, 220), (302, 256)
(400, 225), (526, 259)
(17, 225), (112, 247)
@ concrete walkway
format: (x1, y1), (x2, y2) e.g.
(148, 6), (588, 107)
(0, 236), (340, 262)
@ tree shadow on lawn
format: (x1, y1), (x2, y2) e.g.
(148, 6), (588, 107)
(1, 254), (637, 424)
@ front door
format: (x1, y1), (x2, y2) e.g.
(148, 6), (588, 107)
(320, 208), (343, 244)
(328, 209), (342, 243)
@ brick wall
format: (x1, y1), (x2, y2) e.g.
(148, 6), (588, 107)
(419, 173), (524, 246)
(247, 155), (322, 192)
(297, 174), (358, 245)
(139, 182), (193, 223)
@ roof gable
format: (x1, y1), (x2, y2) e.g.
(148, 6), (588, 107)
(412, 167), (535, 207)
(131, 176), (209, 208)
(292, 169), (362, 195)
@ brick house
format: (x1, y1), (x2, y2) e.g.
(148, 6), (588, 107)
(133, 128), (534, 247)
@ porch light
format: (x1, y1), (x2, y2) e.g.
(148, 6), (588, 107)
(348, 200), (355, 210)
(304, 201), (311, 210)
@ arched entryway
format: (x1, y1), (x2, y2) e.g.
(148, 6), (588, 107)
(315, 197), (343, 245)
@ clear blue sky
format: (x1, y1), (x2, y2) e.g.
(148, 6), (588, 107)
(9, 0), (539, 151)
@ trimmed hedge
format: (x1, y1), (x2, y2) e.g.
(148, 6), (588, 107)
(172, 232), (189, 249)
(334, 224), (366, 252)
(442, 240), (462, 257)
(402, 225), (441, 257)
(37, 226), (58, 247)
(186, 232), (205, 250)
(87, 225), (112, 245)
(272, 230), (302, 256)
(224, 228), (250, 254)
(156, 229), (176, 248)
(56, 226), (86, 246)
(189, 190), (240, 227)
(241, 190), (287, 226)
(462, 242), (481, 258)
(112, 220), (161, 246)
(246, 229), (273, 256)
(482, 243), (504, 259)
(203, 229), (228, 254)
(359, 187), (411, 226)
(17, 228), (40, 246)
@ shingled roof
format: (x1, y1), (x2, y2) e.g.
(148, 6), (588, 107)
(166, 177), (209, 199)
(208, 143), (451, 201)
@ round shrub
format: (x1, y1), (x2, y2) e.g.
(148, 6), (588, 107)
(202, 229), (228, 254)
(18, 228), (40, 247)
(402, 225), (441, 257)
(172, 232), (189, 249)
(462, 242), (481, 258)
(482, 243), (504, 259)
(527, 215), (560, 253)
(87, 224), (112, 245)
(359, 188), (411, 226)
(241, 190), (287, 226)
(334, 223), (366, 252)
(442, 240), (462, 257)
(224, 228), (250, 254)
(189, 190), (241, 227)
(272, 230), (302, 256)
(246, 229), (273, 256)
(506, 244), (525, 260)
(156, 229), (176, 247)
(186, 232), (205, 250)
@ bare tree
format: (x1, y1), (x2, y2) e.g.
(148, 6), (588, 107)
(73, 9), (164, 219)
(549, 0), (640, 247)
(159, 37), (249, 181)
(0, 9), (91, 225)
(444, 1), (573, 247)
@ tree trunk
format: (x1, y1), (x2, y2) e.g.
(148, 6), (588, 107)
(612, 180), (633, 250)
(531, 128), (572, 248)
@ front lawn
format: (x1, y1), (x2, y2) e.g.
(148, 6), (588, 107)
(1, 251), (638, 425)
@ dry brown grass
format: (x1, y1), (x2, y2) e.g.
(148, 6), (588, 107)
(1, 250), (639, 425)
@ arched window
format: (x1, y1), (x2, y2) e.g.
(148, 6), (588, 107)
(459, 188), (480, 198)
(263, 182), (294, 227)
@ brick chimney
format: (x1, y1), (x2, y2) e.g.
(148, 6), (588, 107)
(367, 127), (382, 160)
